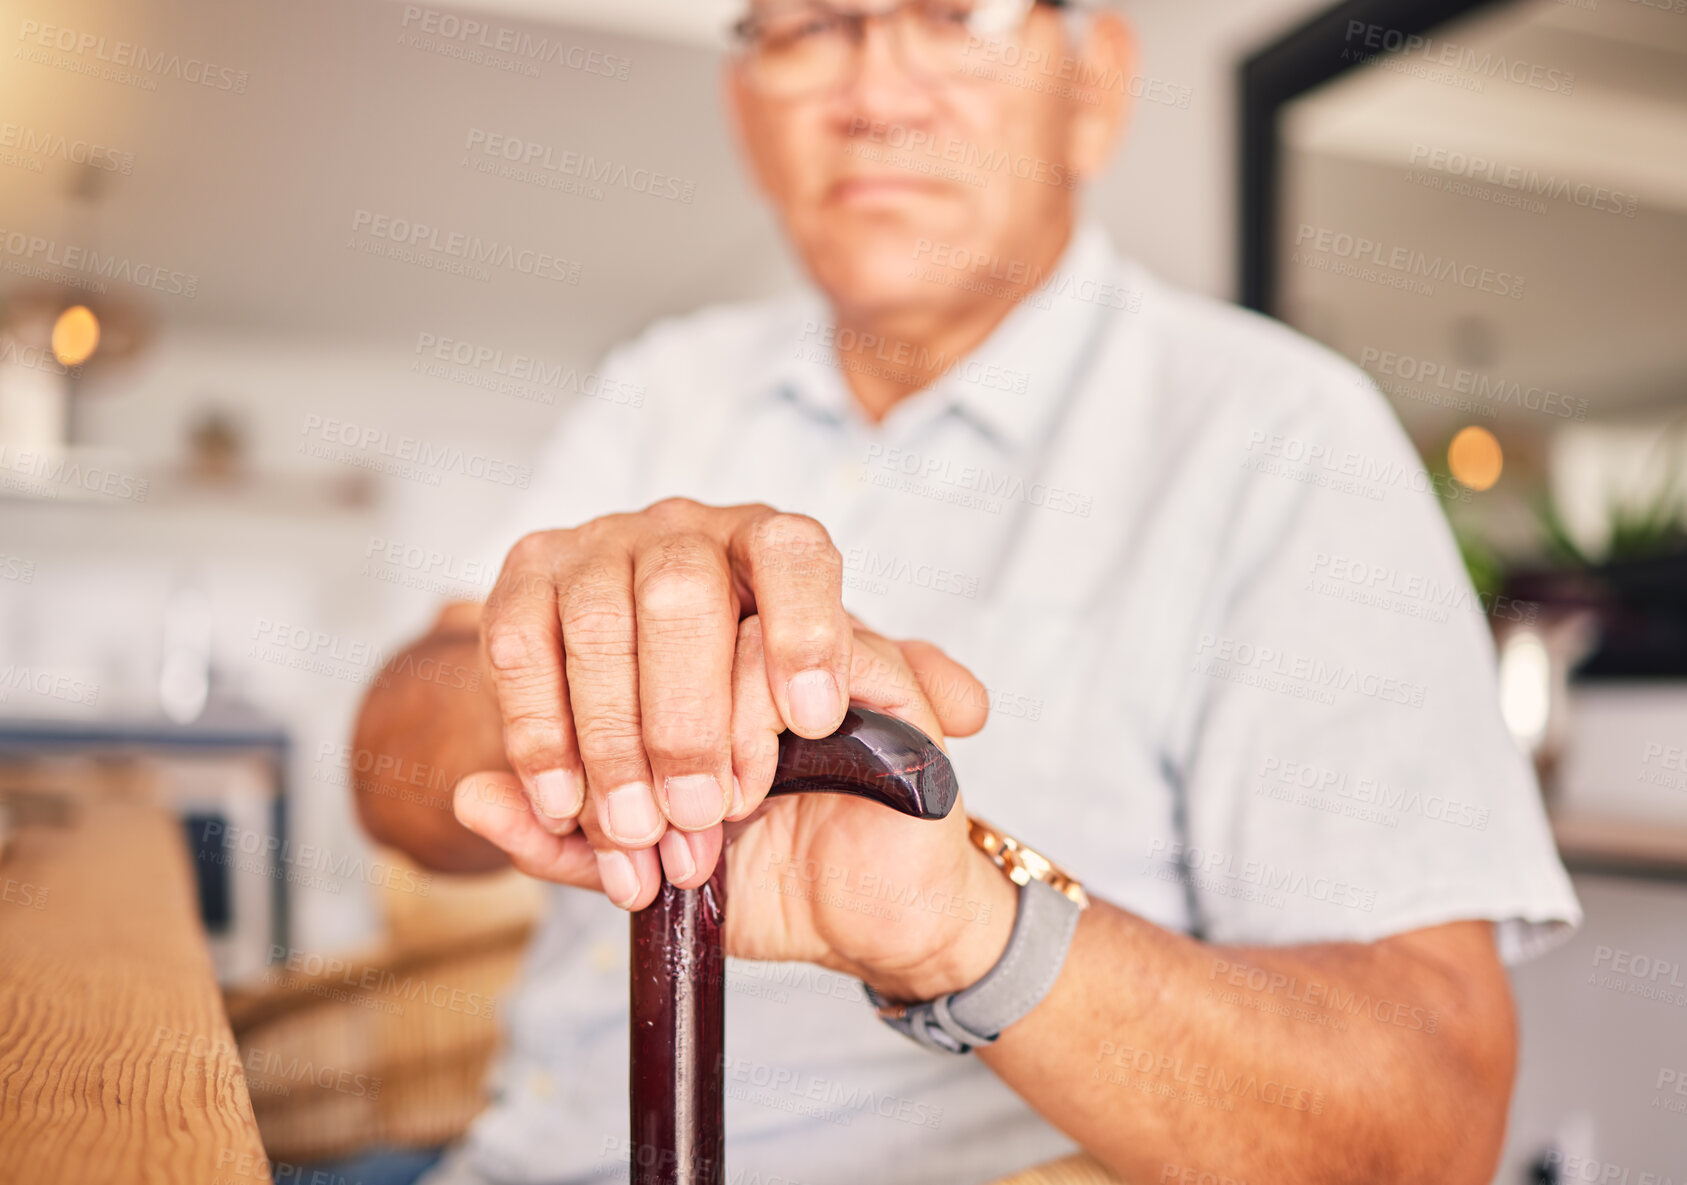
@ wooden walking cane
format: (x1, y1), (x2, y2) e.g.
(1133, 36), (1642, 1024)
(628, 704), (960, 1185)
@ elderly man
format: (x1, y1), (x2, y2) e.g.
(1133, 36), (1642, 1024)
(353, 1), (1578, 1182)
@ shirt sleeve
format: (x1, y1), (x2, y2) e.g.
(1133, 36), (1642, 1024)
(1174, 359), (1581, 965)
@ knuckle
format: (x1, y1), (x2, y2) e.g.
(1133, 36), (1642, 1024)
(573, 709), (645, 765)
(560, 589), (633, 650)
(643, 693), (723, 763)
(486, 574), (542, 618)
(484, 620), (549, 676)
(644, 496), (701, 523)
(749, 510), (830, 553)
(750, 512), (840, 580)
(568, 516), (611, 547)
(777, 614), (849, 661)
(501, 712), (563, 766)
(636, 557), (729, 625)
(490, 536), (563, 612)
(506, 530), (563, 571)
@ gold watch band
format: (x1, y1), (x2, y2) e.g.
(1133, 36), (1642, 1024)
(967, 815), (1090, 909)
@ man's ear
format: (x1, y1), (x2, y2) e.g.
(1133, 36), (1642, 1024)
(1065, 10), (1135, 182)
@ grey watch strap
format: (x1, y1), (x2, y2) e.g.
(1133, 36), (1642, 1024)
(866, 878), (1081, 1054)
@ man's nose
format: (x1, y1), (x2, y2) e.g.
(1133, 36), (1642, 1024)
(838, 16), (940, 127)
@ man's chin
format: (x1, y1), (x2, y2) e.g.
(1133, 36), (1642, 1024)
(801, 226), (965, 316)
(807, 258), (945, 321)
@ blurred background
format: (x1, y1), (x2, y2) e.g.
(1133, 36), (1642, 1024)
(0, 0), (1683, 1181)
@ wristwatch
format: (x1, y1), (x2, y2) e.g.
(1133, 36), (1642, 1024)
(864, 816), (1089, 1054)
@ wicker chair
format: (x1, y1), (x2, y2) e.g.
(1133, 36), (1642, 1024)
(222, 856), (542, 1162)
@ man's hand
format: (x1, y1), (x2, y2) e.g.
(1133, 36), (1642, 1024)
(720, 616), (1014, 1002)
(463, 497), (861, 911)
(456, 611), (1013, 999)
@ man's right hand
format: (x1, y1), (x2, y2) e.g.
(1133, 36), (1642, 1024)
(462, 497), (853, 911)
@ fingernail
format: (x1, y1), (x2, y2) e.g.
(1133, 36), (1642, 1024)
(604, 782), (662, 844)
(659, 829), (697, 883)
(532, 769), (584, 822)
(664, 773), (725, 831)
(596, 849), (641, 909)
(729, 775), (746, 818)
(788, 668), (840, 734)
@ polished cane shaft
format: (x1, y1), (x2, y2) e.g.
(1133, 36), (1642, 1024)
(628, 705), (958, 1185)
(630, 866), (726, 1185)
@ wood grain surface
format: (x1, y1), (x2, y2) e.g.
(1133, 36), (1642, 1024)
(0, 789), (269, 1185)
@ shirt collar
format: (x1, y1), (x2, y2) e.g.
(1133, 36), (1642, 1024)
(753, 219), (1131, 452)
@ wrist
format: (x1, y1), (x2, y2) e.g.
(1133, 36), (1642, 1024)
(866, 840), (1019, 1003)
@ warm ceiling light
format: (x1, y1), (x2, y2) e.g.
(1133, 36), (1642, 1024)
(1448, 425), (1503, 491)
(51, 304), (101, 366)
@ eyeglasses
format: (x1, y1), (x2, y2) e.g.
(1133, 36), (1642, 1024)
(732, 0), (1070, 98)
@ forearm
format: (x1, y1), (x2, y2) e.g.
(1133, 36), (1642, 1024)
(350, 604), (510, 873)
(978, 906), (1515, 1185)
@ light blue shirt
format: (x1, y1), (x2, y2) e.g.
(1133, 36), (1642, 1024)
(424, 222), (1579, 1185)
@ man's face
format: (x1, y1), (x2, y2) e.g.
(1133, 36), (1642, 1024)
(728, 2), (1129, 321)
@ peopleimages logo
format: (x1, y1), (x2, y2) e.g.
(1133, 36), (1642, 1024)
(911, 238), (1142, 312)
(799, 321), (1030, 395)
(266, 944), (496, 1019)
(398, 6), (631, 79)
(1360, 347), (1587, 421)
(1241, 428), (1470, 505)
(462, 129), (695, 202)
(1408, 144), (1638, 217)
(1194, 632), (1428, 709)
(1342, 20), (1574, 94)
(349, 210), (582, 285)
(1257, 755), (1490, 831)
(0, 665), (99, 708)
(197, 819), (434, 898)
(15, 18), (250, 92)
(411, 331), (645, 408)
(1293, 225), (1524, 299)
(1092, 1039), (1326, 1115)
(860, 442), (1094, 520)
(1148, 839), (1379, 913)
(0, 445), (149, 502)
(298, 414), (533, 489)
(846, 118), (1080, 190)
(1309, 550), (1537, 626)
(0, 228), (198, 297)
(0, 122), (135, 173)
(1209, 957), (1441, 1033)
